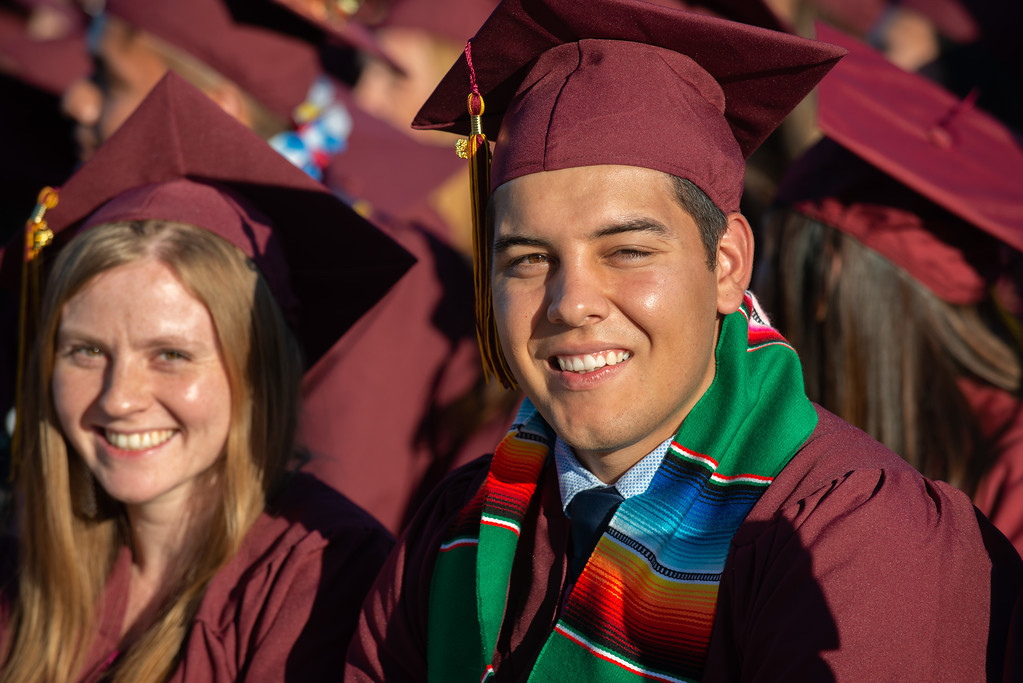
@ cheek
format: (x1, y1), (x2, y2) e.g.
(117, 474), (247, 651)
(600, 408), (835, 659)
(50, 366), (95, 432)
(493, 280), (544, 347)
(176, 372), (232, 430)
(614, 271), (676, 319)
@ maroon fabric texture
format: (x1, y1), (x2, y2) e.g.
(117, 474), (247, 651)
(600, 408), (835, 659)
(492, 39), (745, 211)
(374, 0), (498, 44)
(298, 210), (514, 533)
(345, 407), (1023, 680)
(639, 0), (787, 32)
(412, 0), (846, 210)
(0, 472), (393, 682)
(776, 24), (1023, 303)
(0, 73), (414, 366)
(966, 378), (1023, 556)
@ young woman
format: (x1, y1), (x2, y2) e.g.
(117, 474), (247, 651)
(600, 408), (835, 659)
(0, 73), (409, 682)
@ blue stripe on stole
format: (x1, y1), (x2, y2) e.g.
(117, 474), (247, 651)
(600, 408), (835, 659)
(608, 452), (765, 575)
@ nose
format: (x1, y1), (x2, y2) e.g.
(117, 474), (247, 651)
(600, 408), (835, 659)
(546, 263), (610, 327)
(97, 358), (151, 417)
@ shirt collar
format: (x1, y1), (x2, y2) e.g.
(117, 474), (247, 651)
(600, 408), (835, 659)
(554, 435), (672, 513)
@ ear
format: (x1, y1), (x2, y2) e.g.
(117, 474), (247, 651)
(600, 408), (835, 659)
(203, 82), (252, 129)
(715, 212), (754, 315)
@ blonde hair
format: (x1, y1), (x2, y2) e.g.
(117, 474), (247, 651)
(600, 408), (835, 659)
(2, 220), (303, 682)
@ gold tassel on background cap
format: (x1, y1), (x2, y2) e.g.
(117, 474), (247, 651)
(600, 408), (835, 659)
(457, 41), (516, 390)
(11, 186), (58, 480)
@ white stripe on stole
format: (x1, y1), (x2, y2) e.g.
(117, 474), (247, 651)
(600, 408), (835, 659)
(480, 514), (522, 536)
(438, 537), (479, 552)
(553, 623), (692, 683)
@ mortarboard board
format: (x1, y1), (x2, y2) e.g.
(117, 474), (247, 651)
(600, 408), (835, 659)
(412, 0), (846, 386)
(775, 23), (1023, 305)
(2, 71), (415, 366)
(103, 0), (391, 121)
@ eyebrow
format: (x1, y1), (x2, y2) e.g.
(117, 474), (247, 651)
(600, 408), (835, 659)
(493, 235), (552, 254)
(493, 217), (673, 253)
(591, 217), (674, 239)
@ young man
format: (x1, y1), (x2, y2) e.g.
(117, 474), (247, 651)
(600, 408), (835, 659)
(345, 0), (1023, 680)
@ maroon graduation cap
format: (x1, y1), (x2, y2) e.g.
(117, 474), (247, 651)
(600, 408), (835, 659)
(104, 0), (392, 121)
(414, 0), (845, 211)
(3, 71), (415, 366)
(776, 23), (1023, 305)
(412, 0), (846, 386)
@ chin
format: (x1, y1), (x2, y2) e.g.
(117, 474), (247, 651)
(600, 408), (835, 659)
(549, 416), (631, 454)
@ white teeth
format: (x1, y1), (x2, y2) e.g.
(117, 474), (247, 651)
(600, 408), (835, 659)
(556, 351), (631, 374)
(105, 429), (174, 451)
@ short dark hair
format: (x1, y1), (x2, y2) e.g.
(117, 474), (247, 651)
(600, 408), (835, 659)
(668, 174), (727, 270)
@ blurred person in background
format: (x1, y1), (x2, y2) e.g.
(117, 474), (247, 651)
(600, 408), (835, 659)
(758, 25), (1023, 552)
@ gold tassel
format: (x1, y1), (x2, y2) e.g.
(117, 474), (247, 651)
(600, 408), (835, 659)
(458, 91), (517, 390)
(11, 187), (58, 481)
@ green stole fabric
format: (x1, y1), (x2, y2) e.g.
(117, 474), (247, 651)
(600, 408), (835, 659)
(427, 294), (818, 682)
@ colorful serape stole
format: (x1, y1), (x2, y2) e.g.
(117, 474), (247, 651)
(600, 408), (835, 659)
(428, 293), (819, 682)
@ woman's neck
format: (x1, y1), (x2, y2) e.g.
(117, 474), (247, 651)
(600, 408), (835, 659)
(120, 487), (219, 641)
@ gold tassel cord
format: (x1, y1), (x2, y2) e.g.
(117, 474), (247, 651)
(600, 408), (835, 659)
(11, 186), (58, 481)
(461, 92), (517, 390)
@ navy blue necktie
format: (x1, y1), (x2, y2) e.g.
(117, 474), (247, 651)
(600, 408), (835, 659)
(566, 485), (624, 585)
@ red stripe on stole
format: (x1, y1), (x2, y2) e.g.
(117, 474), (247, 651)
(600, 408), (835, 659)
(563, 540), (717, 667)
(746, 325), (786, 347)
(484, 433), (548, 518)
(490, 439), (545, 481)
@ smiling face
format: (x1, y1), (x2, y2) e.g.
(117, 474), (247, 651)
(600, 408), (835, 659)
(51, 258), (232, 514)
(491, 164), (750, 481)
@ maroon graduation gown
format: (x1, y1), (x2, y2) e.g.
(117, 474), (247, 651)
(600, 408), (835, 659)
(1, 472), (393, 682)
(345, 406), (1023, 681)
